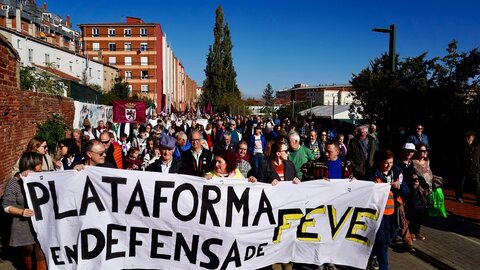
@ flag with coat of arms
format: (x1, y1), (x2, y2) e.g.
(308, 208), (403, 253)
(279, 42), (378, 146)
(113, 100), (146, 123)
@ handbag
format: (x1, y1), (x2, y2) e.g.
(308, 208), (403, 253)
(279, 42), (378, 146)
(427, 187), (447, 218)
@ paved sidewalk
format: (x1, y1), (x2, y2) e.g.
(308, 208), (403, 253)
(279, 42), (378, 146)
(409, 187), (480, 270)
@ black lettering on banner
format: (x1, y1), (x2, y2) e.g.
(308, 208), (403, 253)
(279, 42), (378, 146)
(345, 207), (378, 246)
(200, 185), (221, 226)
(328, 205), (353, 240)
(199, 238), (223, 269)
(152, 181), (175, 218)
(220, 240), (241, 270)
(174, 233), (199, 264)
(150, 229), (172, 259)
(81, 228), (105, 260)
(102, 176), (127, 213)
(257, 242), (267, 257)
(64, 245), (78, 264)
(172, 183), (198, 221)
(129, 226), (149, 257)
(106, 224), (126, 260)
(244, 246), (256, 261)
(26, 182), (50, 221)
(48, 181), (78, 219)
(226, 186), (249, 227)
(125, 180), (150, 217)
(273, 208), (304, 243)
(297, 207), (320, 241)
(80, 177), (106, 215)
(252, 189), (275, 226)
(50, 247), (65, 265)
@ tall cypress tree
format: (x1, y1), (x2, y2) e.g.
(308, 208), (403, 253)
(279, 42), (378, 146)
(202, 6), (240, 111)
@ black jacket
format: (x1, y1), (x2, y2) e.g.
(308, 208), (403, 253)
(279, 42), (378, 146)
(179, 148), (213, 176)
(146, 158), (180, 173)
(257, 158), (296, 184)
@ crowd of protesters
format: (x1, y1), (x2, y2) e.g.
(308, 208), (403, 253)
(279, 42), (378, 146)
(1, 110), (480, 270)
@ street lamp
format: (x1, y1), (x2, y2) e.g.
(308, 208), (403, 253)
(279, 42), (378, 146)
(372, 24), (396, 72)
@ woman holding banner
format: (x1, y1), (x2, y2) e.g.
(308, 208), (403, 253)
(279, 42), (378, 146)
(205, 150), (244, 179)
(3, 152), (47, 270)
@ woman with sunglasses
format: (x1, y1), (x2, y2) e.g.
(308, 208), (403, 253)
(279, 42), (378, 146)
(256, 140), (300, 186)
(11, 137), (55, 176)
(57, 138), (84, 170)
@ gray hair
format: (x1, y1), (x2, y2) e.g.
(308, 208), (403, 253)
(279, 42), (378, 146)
(288, 132), (300, 142)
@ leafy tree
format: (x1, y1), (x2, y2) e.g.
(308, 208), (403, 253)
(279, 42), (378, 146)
(350, 41), (480, 151)
(262, 83), (275, 107)
(35, 114), (69, 153)
(19, 65), (67, 95)
(201, 5), (240, 112)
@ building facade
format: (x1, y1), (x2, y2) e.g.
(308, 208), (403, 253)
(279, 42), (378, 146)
(80, 17), (164, 109)
(277, 83), (355, 105)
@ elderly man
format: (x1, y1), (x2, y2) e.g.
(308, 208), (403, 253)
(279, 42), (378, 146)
(348, 125), (378, 180)
(221, 131), (236, 151)
(146, 135), (179, 173)
(288, 132), (315, 180)
(74, 139), (115, 169)
(99, 131), (123, 169)
(305, 130), (326, 160)
(179, 130), (213, 176)
(227, 119), (241, 145)
(173, 131), (191, 159)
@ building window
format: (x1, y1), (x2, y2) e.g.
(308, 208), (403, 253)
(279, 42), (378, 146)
(125, 71), (132, 80)
(140, 28), (148, 37)
(97, 70), (101, 79)
(69, 61), (73, 72)
(127, 85), (132, 95)
(108, 28), (116, 37)
(140, 43), (148, 52)
(124, 28), (132, 37)
(45, 53), (50, 64)
(109, 43), (116, 51)
(56, 58), (61, 69)
(92, 42), (100, 51)
(124, 43), (132, 51)
(28, 49), (33, 62)
(141, 70), (148, 79)
(17, 39), (21, 49)
(89, 67), (92, 77)
(141, 85), (149, 93)
(124, 57), (132, 66)
(92, 28), (99, 37)
(140, 57), (148, 66)
(108, 57), (116, 65)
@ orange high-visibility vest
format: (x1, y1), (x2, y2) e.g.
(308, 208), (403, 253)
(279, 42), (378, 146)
(376, 177), (395, 215)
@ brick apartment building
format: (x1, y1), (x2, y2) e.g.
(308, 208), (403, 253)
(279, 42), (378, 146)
(79, 17), (164, 108)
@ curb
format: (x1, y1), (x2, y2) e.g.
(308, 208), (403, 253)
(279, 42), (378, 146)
(410, 246), (466, 270)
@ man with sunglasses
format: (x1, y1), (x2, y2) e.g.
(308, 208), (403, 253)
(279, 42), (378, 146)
(74, 140), (115, 170)
(99, 131), (123, 169)
(408, 124), (429, 150)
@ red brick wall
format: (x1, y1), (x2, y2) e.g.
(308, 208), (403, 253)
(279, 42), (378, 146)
(0, 36), (75, 188)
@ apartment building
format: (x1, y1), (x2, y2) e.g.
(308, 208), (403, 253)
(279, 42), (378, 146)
(277, 84), (355, 105)
(79, 17), (164, 109)
(0, 0), (80, 51)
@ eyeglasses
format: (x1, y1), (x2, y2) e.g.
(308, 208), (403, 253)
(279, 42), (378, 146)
(321, 134), (327, 136)
(419, 150), (427, 153)
(90, 150), (107, 156)
(279, 149), (289, 153)
(238, 148), (247, 151)
(100, 140), (110, 144)
(191, 138), (201, 142)
(59, 145), (67, 149)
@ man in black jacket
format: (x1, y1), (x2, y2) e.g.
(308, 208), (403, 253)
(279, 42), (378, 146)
(146, 135), (180, 173)
(179, 130), (213, 176)
(455, 131), (480, 205)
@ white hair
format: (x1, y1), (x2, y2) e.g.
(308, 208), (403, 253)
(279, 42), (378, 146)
(288, 132), (300, 142)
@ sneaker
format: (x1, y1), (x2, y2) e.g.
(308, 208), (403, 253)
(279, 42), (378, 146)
(369, 256), (379, 270)
(416, 233), (426, 240)
(457, 198), (464, 203)
(393, 235), (403, 245)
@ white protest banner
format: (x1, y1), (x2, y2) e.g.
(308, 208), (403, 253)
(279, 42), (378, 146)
(23, 167), (390, 270)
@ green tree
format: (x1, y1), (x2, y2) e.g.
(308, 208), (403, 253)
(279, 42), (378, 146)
(350, 41), (480, 147)
(262, 83), (275, 107)
(201, 5), (240, 112)
(19, 65), (66, 95)
(35, 114), (69, 153)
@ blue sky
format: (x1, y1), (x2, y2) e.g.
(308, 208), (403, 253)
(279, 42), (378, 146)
(48, 0), (480, 98)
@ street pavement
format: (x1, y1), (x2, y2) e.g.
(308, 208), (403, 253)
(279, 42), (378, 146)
(1, 188), (478, 270)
